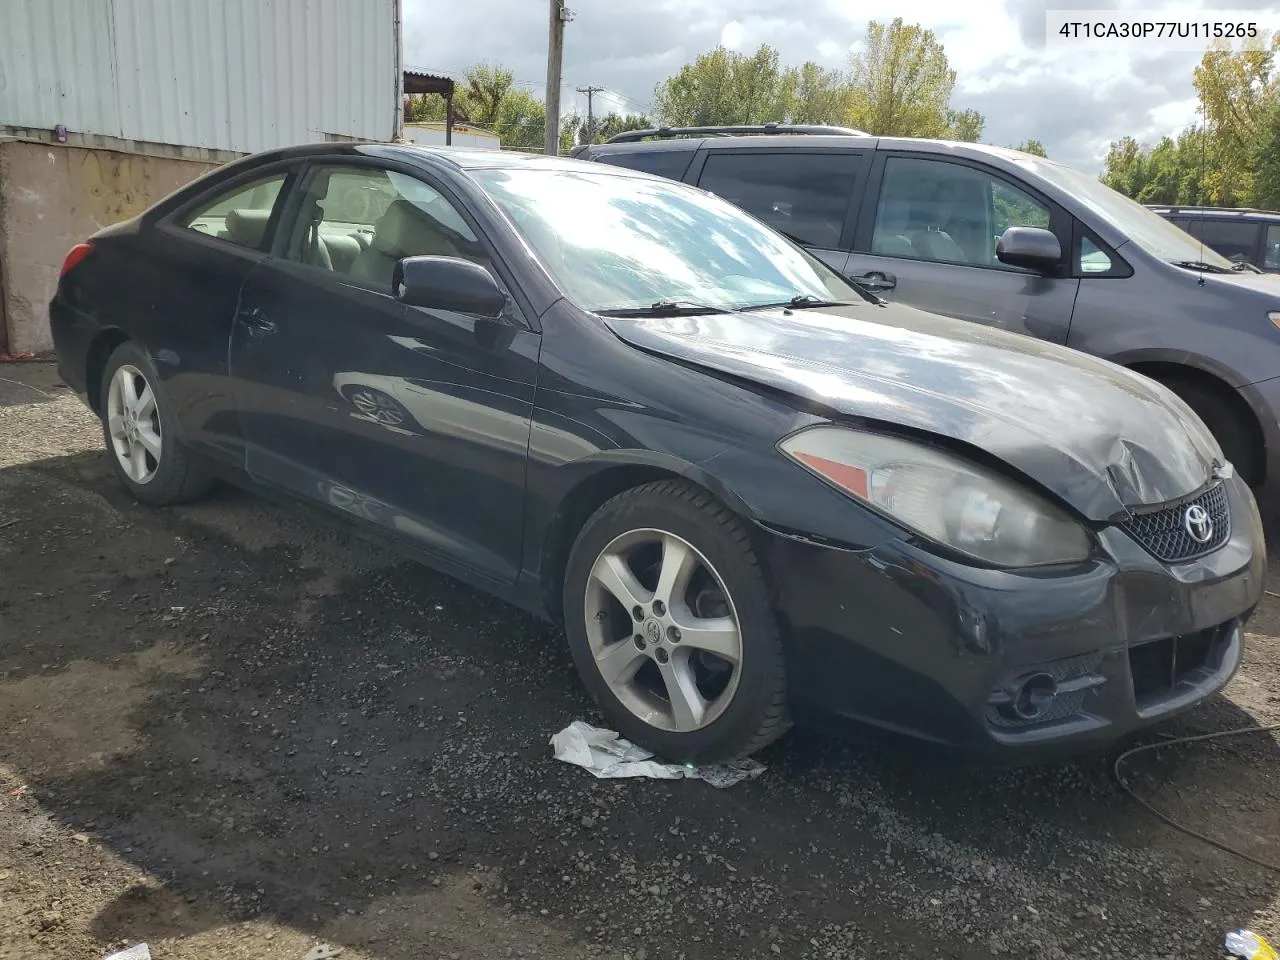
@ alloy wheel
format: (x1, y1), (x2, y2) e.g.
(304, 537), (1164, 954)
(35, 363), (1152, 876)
(584, 528), (743, 733)
(351, 389), (407, 426)
(106, 364), (162, 485)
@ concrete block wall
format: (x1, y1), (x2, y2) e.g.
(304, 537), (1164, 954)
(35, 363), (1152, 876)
(0, 140), (217, 353)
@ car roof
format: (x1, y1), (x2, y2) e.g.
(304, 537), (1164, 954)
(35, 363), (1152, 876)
(585, 133), (1040, 163)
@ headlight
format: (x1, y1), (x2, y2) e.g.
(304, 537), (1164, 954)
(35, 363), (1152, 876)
(779, 427), (1092, 567)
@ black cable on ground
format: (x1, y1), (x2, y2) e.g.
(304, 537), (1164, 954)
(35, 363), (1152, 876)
(1113, 723), (1280, 873)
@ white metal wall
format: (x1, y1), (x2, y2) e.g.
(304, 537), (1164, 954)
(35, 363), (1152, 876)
(0, 0), (398, 153)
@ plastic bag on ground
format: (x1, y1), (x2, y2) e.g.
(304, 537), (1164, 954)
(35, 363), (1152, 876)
(1226, 930), (1279, 960)
(550, 720), (765, 788)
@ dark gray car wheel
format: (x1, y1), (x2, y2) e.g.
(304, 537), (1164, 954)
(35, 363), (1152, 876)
(99, 341), (213, 506)
(563, 479), (790, 763)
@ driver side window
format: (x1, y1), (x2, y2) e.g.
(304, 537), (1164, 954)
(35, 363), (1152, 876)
(870, 157), (1052, 269)
(283, 165), (489, 293)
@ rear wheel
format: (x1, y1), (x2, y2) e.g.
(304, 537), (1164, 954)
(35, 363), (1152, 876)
(563, 479), (790, 763)
(99, 342), (213, 505)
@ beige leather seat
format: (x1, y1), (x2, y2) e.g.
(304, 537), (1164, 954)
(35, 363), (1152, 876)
(349, 200), (460, 291)
(224, 208), (272, 249)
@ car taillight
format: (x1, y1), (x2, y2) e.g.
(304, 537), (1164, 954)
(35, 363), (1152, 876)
(59, 242), (94, 279)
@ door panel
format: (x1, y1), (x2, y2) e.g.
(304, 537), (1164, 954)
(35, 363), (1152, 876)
(146, 168), (293, 460)
(849, 154), (1079, 344)
(227, 163), (539, 583)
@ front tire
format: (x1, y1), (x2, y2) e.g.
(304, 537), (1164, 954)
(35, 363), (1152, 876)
(563, 479), (790, 763)
(1161, 378), (1261, 485)
(99, 341), (213, 506)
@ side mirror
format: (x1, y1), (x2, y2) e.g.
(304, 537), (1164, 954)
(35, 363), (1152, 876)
(394, 256), (506, 318)
(995, 227), (1061, 274)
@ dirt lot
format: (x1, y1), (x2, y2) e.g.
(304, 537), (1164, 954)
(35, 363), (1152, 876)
(2, 361), (1280, 960)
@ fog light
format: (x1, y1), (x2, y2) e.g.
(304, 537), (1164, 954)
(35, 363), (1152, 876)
(1011, 673), (1058, 720)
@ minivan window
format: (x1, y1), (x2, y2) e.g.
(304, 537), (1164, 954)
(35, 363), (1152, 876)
(1186, 219), (1262, 264)
(1267, 225), (1280, 270)
(697, 152), (859, 249)
(475, 168), (855, 313)
(1020, 159), (1234, 269)
(596, 150), (693, 181)
(871, 157), (1052, 268)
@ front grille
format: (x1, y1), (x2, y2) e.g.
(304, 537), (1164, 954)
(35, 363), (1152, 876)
(1129, 626), (1223, 703)
(1120, 482), (1229, 563)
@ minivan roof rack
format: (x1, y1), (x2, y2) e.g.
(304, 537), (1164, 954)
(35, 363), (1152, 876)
(1146, 204), (1269, 215)
(604, 123), (868, 144)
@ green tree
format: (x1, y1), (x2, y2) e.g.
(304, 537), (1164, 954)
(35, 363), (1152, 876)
(788, 62), (849, 124)
(653, 45), (794, 126)
(1013, 139), (1047, 157)
(1194, 37), (1280, 205)
(947, 108), (984, 142)
(577, 112), (652, 146)
(846, 18), (960, 137)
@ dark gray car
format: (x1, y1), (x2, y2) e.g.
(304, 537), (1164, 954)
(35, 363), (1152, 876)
(577, 128), (1280, 502)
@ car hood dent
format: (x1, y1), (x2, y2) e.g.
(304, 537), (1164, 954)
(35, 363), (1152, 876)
(604, 303), (1221, 520)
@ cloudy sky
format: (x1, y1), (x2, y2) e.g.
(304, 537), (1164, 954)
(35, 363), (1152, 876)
(404, 0), (1280, 172)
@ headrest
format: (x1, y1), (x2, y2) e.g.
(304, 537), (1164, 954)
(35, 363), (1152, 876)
(370, 200), (450, 256)
(224, 208), (271, 248)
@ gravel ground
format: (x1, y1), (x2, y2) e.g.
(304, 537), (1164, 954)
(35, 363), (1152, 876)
(2, 361), (1280, 960)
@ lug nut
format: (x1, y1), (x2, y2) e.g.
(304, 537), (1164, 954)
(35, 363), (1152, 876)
(667, 626), (681, 643)
(652, 600), (666, 616)
(654, 647), (670, 664)
(634, 634), (646, 650)
(632, 605), (644, 622)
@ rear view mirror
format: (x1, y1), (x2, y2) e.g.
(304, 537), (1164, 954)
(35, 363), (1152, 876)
(394, 256), (506, 318)
(996, 227), (1061, 274)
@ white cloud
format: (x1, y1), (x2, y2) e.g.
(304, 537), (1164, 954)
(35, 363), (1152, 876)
(721, 20), (746, 49)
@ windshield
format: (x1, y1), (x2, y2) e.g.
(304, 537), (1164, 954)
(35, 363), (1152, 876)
(472, 167), (858, 313)
(1025, 159), (1234, 269)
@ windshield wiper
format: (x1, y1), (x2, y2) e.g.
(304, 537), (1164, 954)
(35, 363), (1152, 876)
(742, 294), (859, 311)
(595, 299), (733, 318)
(1233, 260), (1263, 273)
(1170, 259), (1232, 274)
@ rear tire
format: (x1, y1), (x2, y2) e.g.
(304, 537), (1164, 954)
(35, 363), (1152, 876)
(562, 479), (790, 763)
(1160, 378), (1261, 485)
(99, 341), (213, 506)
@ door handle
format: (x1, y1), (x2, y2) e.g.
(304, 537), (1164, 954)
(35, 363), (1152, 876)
(239, 306), (276, 334)
(850, 270), (897, 292)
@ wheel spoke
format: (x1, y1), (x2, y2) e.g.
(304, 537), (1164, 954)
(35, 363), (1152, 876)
(108, 414), (128, 440)
(135, 383), (156, 419)
(673, 615), (740, 664)
(129, 443), (148, 480)
(658, 655), (707, 732)
(117, 369), (139, 408)
(594, 639), (647, 688)
(136, 423), (162, 459)
(654, 534), (698, 610)
(591, 553), (652, 610)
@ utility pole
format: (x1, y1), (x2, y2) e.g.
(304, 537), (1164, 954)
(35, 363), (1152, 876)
(576, 85), (605, 144)
(545, 1), (574, 155)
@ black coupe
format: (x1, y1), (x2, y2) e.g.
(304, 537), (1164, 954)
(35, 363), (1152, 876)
(51, 143), (1264, 762)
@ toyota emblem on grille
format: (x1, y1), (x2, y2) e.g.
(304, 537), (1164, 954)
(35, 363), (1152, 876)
(1183, 504), (1213, 544)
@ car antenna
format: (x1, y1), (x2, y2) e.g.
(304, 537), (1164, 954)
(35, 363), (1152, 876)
(1196, 93), (1208, 285)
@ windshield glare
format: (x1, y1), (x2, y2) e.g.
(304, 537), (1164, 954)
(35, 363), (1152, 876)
(473, 167), (856, 312)
(1021, 158), (1234, 269)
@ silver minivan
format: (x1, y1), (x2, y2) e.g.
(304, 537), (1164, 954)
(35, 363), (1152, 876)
(576, 126), (1280, 502)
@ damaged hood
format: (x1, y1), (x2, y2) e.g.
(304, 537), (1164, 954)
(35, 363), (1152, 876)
(605, 302), (1222, 521)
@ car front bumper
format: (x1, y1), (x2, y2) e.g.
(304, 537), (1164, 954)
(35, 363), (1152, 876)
(758, 473), (1266, 755)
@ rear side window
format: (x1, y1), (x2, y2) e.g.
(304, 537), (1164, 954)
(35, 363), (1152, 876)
(697, 152), (859, 249)
(181, 174), (287, 251)
(595, 150), (693, 181)
(1266, 224), (1280, 270)
(1186, 218), (1262, 264)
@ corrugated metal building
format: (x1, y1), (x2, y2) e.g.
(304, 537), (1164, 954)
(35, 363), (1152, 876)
(1, 0), (401, 154)
(0, 0), (402, 353)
